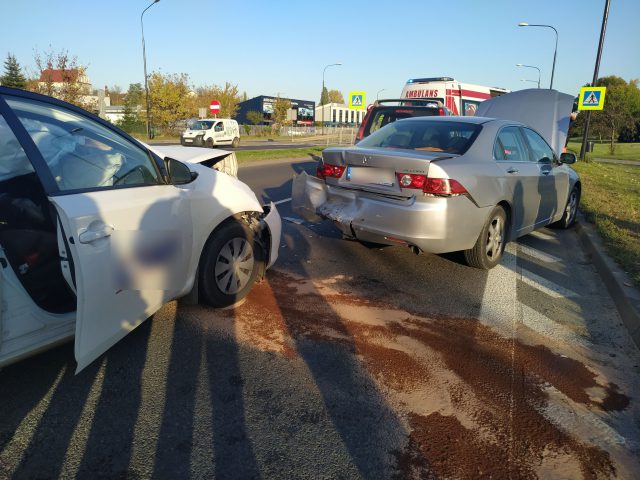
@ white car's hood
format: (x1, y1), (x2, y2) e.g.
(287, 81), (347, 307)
(476, 89), (574, 155)
(144, 144), (233, 165)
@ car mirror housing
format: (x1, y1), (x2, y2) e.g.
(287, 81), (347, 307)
(166, 157), (195, 184)
(559, 152), (577, 164)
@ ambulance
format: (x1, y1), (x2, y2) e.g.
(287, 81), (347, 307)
(400, 77), (509, 116)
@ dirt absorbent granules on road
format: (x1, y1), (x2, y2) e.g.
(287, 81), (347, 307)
(217, 270), (635, 479)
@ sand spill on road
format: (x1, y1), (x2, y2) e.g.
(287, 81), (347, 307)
(217, 271), (637, 478)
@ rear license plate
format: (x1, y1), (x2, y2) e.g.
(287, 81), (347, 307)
(346, 166), (396, 187)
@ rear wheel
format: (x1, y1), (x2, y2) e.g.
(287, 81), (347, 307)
(464, 206), (507, 269)
(552, 186), (580, 229)
(198, 220), (262, 307)
(231, 137), (240, 148)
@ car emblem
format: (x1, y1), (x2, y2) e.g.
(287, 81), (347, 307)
(362, 156), (369, 165)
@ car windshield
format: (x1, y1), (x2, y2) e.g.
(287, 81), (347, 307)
(357, 119), (482, 155)
(190, 120), (213, 130)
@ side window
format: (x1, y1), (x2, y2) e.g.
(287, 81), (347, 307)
(0, 114), (34, 182)
(522, 128), (555, 163)
(5, 96), (161, 192)
(494, 126), (529, 162)
(214, 122), (224, 132)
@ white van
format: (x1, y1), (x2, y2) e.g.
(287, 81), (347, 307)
(181, 118), (240, 148)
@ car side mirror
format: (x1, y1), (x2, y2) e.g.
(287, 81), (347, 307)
(166, 157), (196, 184)
(559, 152), (577, 164)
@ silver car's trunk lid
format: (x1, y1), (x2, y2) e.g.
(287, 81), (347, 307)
(322, 147), (452, 197)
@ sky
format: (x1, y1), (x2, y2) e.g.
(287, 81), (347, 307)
(1, 0), (639, 104)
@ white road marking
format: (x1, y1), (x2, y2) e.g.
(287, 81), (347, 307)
(274, 197), (292, 205)
(518, 245), (563, 264)
(520, 268), (580, 299)
(529, 230), (556, 241)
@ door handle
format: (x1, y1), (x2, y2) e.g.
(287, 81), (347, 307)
(79, 224), (114, 244)
(506, 168), (519, 174)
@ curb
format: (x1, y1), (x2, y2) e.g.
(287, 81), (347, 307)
(575, 213), (640, 348)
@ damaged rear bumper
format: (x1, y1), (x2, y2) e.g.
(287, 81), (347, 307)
(292, 172), (488, 254)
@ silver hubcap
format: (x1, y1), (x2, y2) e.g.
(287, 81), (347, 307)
(486, 216), (504, 260)
(566, 190), (578, 223)
(215, 238), (254, 295)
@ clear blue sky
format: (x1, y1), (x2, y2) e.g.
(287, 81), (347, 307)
(1, 0), (638, 103)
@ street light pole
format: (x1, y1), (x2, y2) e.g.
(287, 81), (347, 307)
(580, 0), (611, 160)
(376, 88), (386, 100)
(141, 0), (160, 139)
(321, 62), (342, 135)
(516, 64), (541, 88)
(518, 22), (558, 89)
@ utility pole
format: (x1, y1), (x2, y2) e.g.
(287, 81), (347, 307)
(580, 0), (611, 160)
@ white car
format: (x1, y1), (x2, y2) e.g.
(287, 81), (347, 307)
(181, 118), (240, 148)
(0, 87), (281, 372)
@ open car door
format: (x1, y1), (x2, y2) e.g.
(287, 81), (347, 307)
(52, 186), (192, 373)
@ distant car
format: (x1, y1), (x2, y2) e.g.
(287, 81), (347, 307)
(293, 89), (579, 269)
(0, 86), (281, 372)
(181, 118), (240, 148)
(355, 98), (451, 142)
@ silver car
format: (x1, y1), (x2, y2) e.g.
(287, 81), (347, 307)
(292, 89), (579, 269)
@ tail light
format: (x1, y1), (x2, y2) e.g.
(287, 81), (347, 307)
(396, 173), (467, 196)
(355, 105), (374, 141)
(438, 107), (445, 116)
(317, 163), (346, 179)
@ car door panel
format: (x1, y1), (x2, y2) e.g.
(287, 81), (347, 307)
(52, 185), (193, 373)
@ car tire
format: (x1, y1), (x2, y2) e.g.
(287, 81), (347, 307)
(180, 137), (186, 146)
(232, 137), (240, 148)
(198, 219), (263, 307)
(552, 186), (580, 229)
(206, 138), (214, 148)
(464, 205), (507, 270)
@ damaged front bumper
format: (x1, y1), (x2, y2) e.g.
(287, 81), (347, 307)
(292, 172), (488, 254)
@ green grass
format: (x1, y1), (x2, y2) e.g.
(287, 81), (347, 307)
(235, 146), (327, 164)
(572, 161), (640, 286)
(566, 141), (640, 161)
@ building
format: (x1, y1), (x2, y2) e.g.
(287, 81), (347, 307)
(37, 68), (109, 114)
(236, 95), (315, 125)
(315, 103), (366, 126)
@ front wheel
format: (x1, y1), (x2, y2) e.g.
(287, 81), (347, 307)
(206, 138), (214, 148)
(552, 186), (580, 229)
(464, 206), (507, 269)
(198, 220), (263, 307)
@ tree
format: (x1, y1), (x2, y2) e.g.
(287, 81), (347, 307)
(246, 110), (264, 125)
(31, 48), (92, 109)
(327, 89), (344, 104)
(148, 72), (194, 130)
(195, 82), (241, 118)
(590, 76), (636, 153)
(108, 84), (126, 106)
(0, 53), (26, 89)
(117, 83), (146, 132)
(272, 96), (292, 129)
(320, 86), (329, 105)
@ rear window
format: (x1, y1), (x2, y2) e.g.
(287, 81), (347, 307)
(358, 119), (482, 155)
(365, 107), (441, 137)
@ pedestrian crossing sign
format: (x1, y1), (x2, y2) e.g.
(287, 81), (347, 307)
(349, 92), (366, 110)
(578, 86), (606, 110)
